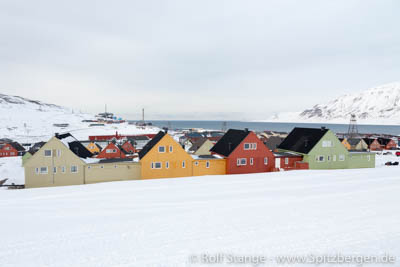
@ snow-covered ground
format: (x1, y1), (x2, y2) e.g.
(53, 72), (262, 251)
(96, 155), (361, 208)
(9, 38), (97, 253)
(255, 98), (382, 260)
(0, 167), (399, 267)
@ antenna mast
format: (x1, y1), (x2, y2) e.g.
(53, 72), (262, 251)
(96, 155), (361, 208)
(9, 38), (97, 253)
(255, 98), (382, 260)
(347, 114), (359, 139)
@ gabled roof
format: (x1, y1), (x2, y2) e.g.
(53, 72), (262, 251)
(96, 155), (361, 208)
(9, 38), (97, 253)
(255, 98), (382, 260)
(210, 129), (250, 157)
(377, 137), (394, 146)
(277, 127), (329, 154)
(10, 142), (25, 152)
(188, 138), (208, 153)
(29, 141), (46, 155)
(347, 138), (363, 146)
(362, 138), (379, 145)
(264, 136), (284, 151)
(138, 131), (166, 159)
(56, 133), (93, 158)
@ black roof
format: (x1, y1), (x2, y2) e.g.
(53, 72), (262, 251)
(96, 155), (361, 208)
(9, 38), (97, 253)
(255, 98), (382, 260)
(127, 136), (149, 141)
(377, 137), (393, 146)
(277, 127), (329, 154)
(10, 142), (25, 152)
(28, 141), (46, 154)
(264, 136), (284, 151)
(210, 129), (250, 157)
(347, 138), (362, 146)
(188, 138), (207, 152)
(56, 133), (93, 158)
(362, 138), (379, 145)
(138, 131), (165, 159)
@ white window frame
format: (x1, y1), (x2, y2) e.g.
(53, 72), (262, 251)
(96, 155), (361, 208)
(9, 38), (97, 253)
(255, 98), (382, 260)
(367, 155), (371, 161)
(151, 162), (162, 169)
(71, 165), (78, 173)
(285, 158), (289, 165)
(206, 161), (210, 168)
(264, 157), (268, 165)
(243, 143), (250, 150)
(237, 158), (247, 166)
(40, 167), (48, 174)
(317, 155), (325, 162)
(333, 155), (337, 161)
(44, 150), (52, 157)
(61, 166), (66, 173)
(166, 161), (169, 169)
(158, 146), (166, 153)
(251, 143), (257, 150)
(35, 168), (39, 174)
(250, 158), (254, 165)
(53, 167), (57, 174)
(339, 154), (345, 161)
(57, 150), (62, 157)
(106, 149), (113, 153)
(182, 161), (186, 168)
(194, 161), (199, 166)
(169, 146), (173, 152)
(322, 140), (333, 148)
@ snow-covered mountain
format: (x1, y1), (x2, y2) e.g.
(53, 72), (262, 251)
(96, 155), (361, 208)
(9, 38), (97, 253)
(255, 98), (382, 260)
(0, 93), (158, 143)
(268, 82), (400, 125)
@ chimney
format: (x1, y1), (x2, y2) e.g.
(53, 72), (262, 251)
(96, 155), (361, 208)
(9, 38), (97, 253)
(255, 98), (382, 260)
(55, 133), (59, 137)
(245, 128), (249, 132)
(163, 127), (168, 133)
(321, 126), (326, 130)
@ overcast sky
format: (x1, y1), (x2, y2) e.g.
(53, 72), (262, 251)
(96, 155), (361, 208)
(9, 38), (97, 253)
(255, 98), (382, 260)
(1, 0), (399, 120)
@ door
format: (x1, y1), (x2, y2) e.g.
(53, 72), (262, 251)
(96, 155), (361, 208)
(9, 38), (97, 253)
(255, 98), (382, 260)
(275, 158), (281, 169)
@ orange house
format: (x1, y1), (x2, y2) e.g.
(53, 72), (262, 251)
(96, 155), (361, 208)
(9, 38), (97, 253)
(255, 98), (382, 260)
(86, 142), (102, 155)
(139, 131), (194, 179)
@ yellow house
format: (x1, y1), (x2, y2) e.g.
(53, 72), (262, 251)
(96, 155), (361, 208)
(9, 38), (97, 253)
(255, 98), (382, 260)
(139, 131), (194, 179)
(192, 155), (226, 176)
(341, 138), (351, 150)
(86, 142), (102, 154)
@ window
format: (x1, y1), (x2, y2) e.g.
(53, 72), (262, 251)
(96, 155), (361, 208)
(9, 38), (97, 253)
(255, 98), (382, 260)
(316, 155), (325, 162)
(182, 161), (186, 168)
(5, 147), (10, 150)
(101, 165), (104, 169)
(244, 143), (250, 150)
(367, 155), (371, 161)
(327, 156), (331, 161)
(250, 158), (254, 165)
(44, 150), (52, 157)
(264, 157), (268, 165)
(285, 158), (289, 165)
(169, 146), (173, 152)
(244, 143), (257, 150)
(158, 146), (165, 153)
(53, 167), (57, 174)
(195, 161), (199, 166)
(71, 166), (78, 173)
(87, 166), (91, 169)
(339, 154), (345, 161)
(206, 161), (210, 168)
(333, 155), (337, 161)
(114, 165), (118, 168)
(57, 150), (62, 157)
(40, 167), (48, 174)
(251, 143), (257, 150)
(61, 166), (66, 173)
(10, 152), (15, 155)
(237, 158), (247, 166)
(35, 168), (39, 174)
(106, 149), (114, 153)
(151, 162), (162, 169)
(322, 140), (333, 147)
(166, 161), (169, 169)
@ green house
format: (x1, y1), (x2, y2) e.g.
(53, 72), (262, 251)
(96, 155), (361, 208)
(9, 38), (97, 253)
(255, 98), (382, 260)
(277, 127), (375, 169)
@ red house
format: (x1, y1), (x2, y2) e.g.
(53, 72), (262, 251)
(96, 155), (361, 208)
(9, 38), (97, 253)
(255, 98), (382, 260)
(121, 140), (136, 154)
(0, 142), (25, 157)
(377, 138), (397, 150)
(363, 138), (382, 151)
(97, 143), (127, 159)
(273, 152), (309, 171)
(210, 129), (275, 174)
(89, 132), (156, 141)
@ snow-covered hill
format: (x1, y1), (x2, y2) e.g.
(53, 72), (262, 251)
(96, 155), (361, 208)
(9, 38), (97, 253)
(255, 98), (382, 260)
(0, 93), (159, 143)
(268, 82), (400, 125)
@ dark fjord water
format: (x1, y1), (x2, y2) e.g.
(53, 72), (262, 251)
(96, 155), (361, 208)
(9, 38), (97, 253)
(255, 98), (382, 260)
(143, 120), (400, 136)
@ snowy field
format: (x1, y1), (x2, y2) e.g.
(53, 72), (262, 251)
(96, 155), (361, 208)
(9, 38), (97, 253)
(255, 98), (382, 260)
(0, 167), (400, 267)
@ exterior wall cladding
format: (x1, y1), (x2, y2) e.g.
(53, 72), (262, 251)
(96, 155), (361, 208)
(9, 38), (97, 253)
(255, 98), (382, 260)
(226, 132), (275, 174)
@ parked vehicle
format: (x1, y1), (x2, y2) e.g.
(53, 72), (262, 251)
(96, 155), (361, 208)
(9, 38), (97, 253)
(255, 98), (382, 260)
(396, 151), (400, 157)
